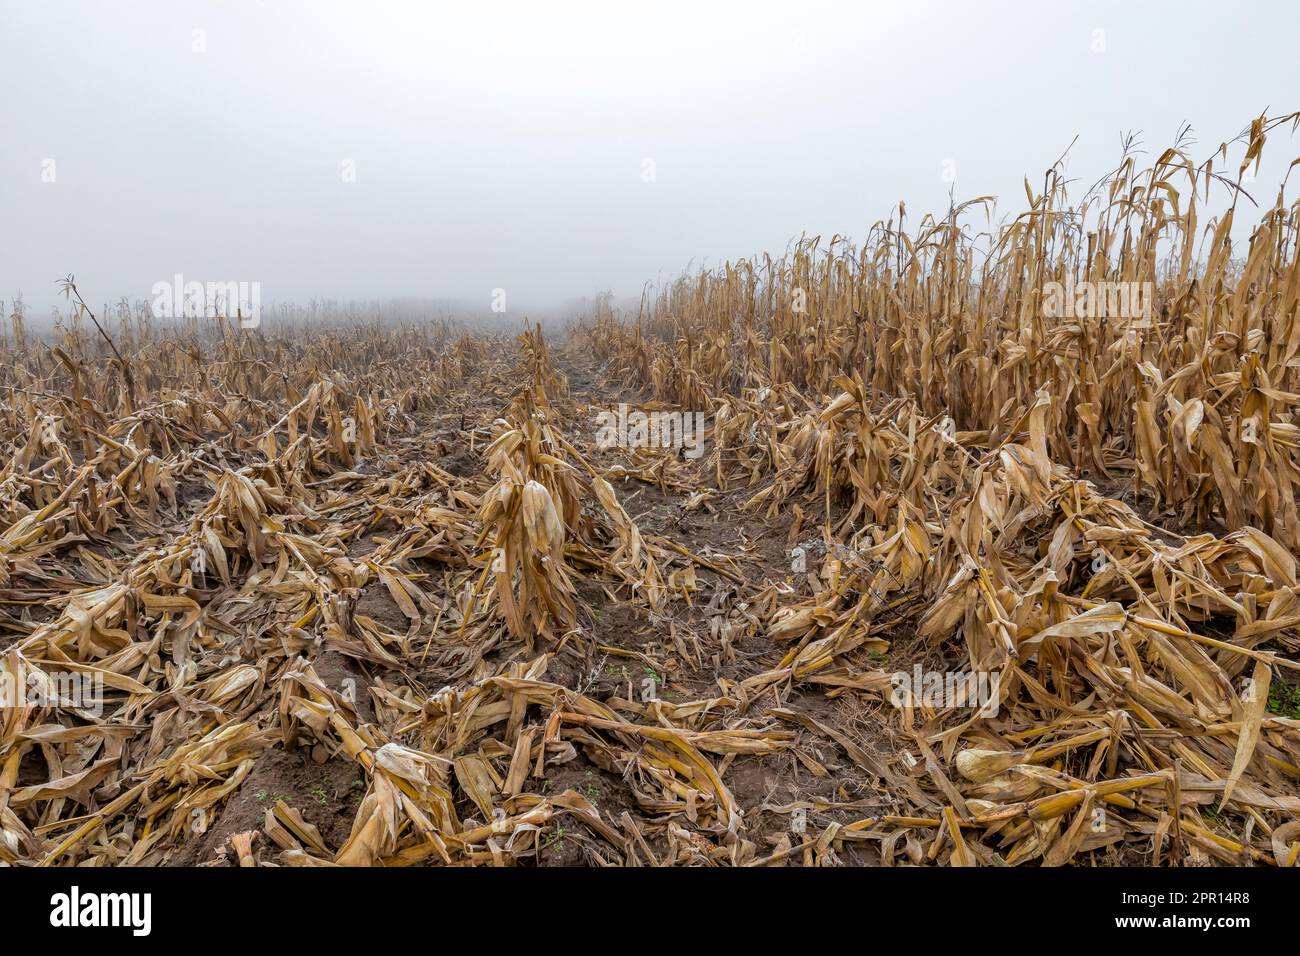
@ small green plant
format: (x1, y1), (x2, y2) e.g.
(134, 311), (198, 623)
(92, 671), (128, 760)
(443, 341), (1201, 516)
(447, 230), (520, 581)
(542, 824), (567, 849)
(579, 772), (600, 806)
(1267, 681), (1300, 719)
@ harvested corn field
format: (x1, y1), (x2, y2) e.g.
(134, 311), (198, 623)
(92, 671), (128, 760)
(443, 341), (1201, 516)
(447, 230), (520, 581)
(3, 115), (1300, 871)
(6, 0), (1300, 901)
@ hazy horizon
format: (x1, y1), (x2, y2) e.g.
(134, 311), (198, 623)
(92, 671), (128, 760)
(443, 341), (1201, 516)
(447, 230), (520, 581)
(3, 0), (1298, 318)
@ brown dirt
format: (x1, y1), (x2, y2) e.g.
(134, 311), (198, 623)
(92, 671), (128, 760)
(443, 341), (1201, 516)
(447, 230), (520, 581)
(170, 744), (367, 866)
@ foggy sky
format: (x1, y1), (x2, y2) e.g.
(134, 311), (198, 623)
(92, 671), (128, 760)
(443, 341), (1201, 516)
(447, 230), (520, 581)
(2, 0), (1298, 318)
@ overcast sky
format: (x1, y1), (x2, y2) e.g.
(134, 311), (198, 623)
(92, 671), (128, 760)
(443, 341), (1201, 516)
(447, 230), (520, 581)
(2, 0), (1297, 316)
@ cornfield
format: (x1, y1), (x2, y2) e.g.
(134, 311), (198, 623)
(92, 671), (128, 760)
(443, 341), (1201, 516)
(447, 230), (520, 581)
(2, 113), (1298, 868)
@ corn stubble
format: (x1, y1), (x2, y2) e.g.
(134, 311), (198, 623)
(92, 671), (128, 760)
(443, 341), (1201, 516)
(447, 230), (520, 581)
(1, 115), (1299, 868)
(585, 114), (1300, 866)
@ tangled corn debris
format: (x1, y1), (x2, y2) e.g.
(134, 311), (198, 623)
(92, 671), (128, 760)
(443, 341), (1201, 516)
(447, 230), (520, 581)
(2, 116), (1300, 867)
